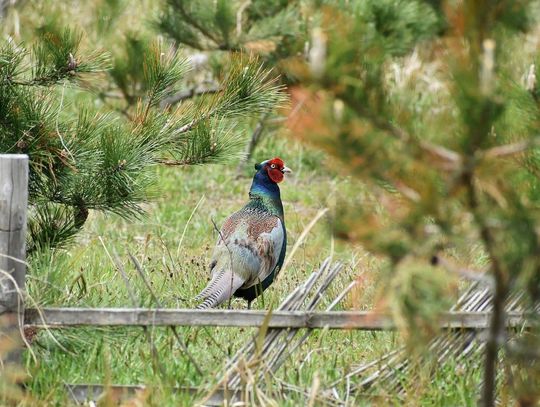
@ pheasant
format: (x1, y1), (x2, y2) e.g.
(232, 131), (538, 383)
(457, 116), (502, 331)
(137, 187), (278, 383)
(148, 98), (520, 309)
(196, 157), (292, 309)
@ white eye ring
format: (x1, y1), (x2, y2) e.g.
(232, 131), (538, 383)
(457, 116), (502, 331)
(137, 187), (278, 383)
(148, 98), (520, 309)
(270, 164), (276, 169)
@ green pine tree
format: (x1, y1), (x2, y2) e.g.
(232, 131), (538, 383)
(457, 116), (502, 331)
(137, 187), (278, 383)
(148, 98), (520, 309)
(0, 22), (284, 253)
(154, 0), (307, 165)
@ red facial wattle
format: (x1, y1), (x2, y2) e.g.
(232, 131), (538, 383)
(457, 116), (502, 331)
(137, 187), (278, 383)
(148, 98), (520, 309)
(266, 157), (286, 183)
(268, 168), (284, 183)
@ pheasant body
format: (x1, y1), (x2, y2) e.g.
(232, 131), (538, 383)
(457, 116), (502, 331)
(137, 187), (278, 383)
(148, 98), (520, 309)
(196, 158), (290, 309)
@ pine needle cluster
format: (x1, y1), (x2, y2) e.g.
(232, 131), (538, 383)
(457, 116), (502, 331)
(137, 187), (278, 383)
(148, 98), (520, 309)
(155, 0), (302, 56)
(153, 0), (307, 164)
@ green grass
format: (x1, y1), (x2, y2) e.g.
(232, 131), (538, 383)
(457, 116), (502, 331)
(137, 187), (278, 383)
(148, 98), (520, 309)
(18, 136), (485, 406)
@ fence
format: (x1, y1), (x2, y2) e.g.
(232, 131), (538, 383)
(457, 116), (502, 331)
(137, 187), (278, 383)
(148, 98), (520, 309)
(22, 308), (531, 329)
(0, 154), (533, 405)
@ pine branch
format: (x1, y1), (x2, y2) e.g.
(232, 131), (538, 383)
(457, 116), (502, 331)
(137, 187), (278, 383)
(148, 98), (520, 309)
(164, 118), (245, 166)
(2, 18), (277, 253)
(27, 203), (83, 254)
(32, 29), (110, 85)
(0, 33), (110, 88)
(160, 83), (221, 108)
(156, 158), (195, 166)
(139, 42), (189, 122)
(156, 0), (280, 52)
(166, 56), (284, 138)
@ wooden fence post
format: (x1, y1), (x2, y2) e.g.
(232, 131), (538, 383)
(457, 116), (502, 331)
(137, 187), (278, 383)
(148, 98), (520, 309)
(0, 154), (29, 364)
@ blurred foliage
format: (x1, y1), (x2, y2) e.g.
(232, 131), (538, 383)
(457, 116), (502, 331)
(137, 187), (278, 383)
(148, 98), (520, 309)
(0, 315), (34, 406)
(286, 0), (540, 404)
(155, 0), (305, 61)
(389, 260), (456, 347)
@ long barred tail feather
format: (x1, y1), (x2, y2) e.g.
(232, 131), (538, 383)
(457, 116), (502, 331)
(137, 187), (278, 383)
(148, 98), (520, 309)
(194, 271), (222, 301)
(196, 269), (245, 309)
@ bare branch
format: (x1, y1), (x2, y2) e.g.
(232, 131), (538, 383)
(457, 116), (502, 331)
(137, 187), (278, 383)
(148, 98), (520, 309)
(463, 170), (509, 407)
(482, 138), (540, 159)
(432, 254), (493, 286)
(236, 0), (251, 37)
(160, 83), (221, 108)
(236, 112), (269, 172)
(338, 92), (462, 167)
(419, 140), (462, 164)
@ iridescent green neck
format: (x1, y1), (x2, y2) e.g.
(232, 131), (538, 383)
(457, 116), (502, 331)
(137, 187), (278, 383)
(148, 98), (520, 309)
(248, 168), (284, 218)
(247, 193), (284, 218)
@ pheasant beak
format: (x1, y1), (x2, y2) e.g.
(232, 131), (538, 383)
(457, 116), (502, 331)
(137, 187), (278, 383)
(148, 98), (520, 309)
(281, 166), (292, 174)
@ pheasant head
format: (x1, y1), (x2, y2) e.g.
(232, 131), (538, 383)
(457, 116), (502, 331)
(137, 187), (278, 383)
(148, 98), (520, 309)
(254, 157), (292, 183)
(249, 157), (292, 215)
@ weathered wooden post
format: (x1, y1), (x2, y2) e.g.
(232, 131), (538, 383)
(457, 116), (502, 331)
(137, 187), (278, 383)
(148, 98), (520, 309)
(0, 154), (29, 364)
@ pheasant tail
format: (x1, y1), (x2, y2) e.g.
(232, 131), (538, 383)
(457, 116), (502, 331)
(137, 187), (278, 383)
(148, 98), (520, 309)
(196, 268), (246, 309)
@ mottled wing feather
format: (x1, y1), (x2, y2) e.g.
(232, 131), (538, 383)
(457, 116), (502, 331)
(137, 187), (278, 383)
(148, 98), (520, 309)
(245, 217), (284, 288)
(215, 209), (284, 287)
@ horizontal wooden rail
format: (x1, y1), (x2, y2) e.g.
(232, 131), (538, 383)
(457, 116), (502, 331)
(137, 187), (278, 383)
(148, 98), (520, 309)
(24, 308), (535, 330)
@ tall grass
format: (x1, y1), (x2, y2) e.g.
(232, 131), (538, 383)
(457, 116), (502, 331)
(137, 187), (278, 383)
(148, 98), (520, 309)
(20, 136), (484, 405)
